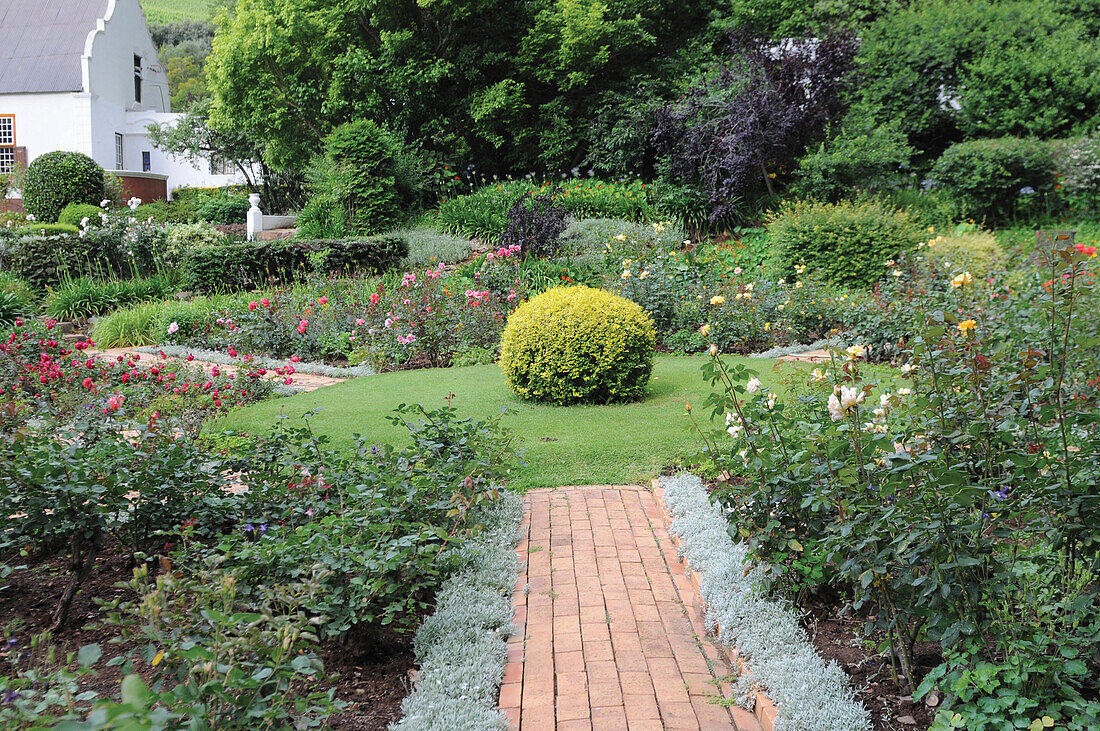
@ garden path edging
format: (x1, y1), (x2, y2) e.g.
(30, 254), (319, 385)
(657, 474), (872, 731)
(653, 478), (780, 731)
(391, 491), (524, 731)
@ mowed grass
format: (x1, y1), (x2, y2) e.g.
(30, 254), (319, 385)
(214, 355), (811, 491)
(141, 0), (220, 23)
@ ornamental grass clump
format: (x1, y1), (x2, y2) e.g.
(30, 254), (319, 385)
(499, 286), (655, 405)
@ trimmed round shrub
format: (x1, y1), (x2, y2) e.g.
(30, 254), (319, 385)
(766, 199), (923, 288)
(499, 286), (656, 405)
(932, 137), (1055, 223)
(58, 202), (105, 229)
(21, 151), (106, 222)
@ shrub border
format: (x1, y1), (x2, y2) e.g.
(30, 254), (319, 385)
(391, 491), (524, 731)
(657, 474), (871, 731)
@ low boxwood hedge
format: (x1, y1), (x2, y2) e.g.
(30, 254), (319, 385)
(181, 235), (409, 292)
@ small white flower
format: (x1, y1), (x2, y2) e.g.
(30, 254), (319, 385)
(746, 377), (762, 394)
(127, 196), (142, 210)
(898, 387), (912, 396)
(733, 267), (743, 275)
(25, 214), (35, 222)
(810, 368), (827, 384)
(828, 392), (844, 422)
(777, 278), (786, 285)
(880, 393), (892, 407)
(901, 363), (917, 375)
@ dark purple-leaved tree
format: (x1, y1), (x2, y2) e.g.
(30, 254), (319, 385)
(653, 31), (858, 222)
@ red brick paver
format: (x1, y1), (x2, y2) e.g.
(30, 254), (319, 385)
(500, 485), (762, 730)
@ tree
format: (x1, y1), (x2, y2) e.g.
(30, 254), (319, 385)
(205, 0), (730, 175)
(653, 31), (858, 222)
(849, 0), (1100, 155)
(147, 100), (305, 213)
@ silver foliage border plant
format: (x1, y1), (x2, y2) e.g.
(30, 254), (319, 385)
(391, 491), (524, 731)
(660, 473), (871, 731)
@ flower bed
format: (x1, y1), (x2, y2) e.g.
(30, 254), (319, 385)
(689, 234), (1100, 729)
(0, 397), (518, 728)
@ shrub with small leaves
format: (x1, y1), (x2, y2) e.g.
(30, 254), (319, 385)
(21, 151), (106, 223)
(765, 199), (923, 288)
(500, 286), (656, 404)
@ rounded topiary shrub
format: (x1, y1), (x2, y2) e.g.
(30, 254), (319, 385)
(924, 226), (1004, 277)
(500, 286), (656, 405)
(58, 202), (105, 229)
(22, 151), (106, 223)
(766, 199), (923, 288)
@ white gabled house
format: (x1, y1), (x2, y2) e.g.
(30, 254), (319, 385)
(0, 0), (244, 208)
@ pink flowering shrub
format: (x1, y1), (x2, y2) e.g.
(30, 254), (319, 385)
(0, 319), (275, 433)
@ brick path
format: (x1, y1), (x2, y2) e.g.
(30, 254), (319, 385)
(500, 485), (763, 731)
(91, 348), (345, 393)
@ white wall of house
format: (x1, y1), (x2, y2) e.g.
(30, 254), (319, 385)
(0, 0), (246, 198)
(85, 0), (170, 171)
(0, 92), (94, 162)
(124, 110), (250, 196)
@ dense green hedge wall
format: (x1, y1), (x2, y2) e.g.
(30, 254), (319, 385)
(181, 236), (408, 292)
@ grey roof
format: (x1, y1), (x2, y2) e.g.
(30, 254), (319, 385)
(0, 0), (109, 94)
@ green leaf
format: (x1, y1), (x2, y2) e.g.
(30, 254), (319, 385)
(77, 643), (102, 668)
(120, 673), (151, 709)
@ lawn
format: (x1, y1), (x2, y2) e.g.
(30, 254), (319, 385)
(214, 355), (810, 490)
(141, 0), (220, 24)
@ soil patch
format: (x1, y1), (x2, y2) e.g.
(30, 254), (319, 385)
(804, 594), (937, 730)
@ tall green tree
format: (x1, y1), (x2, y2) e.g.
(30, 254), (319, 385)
(848, 0), (1100, 155)
(206, 0), (726, 174)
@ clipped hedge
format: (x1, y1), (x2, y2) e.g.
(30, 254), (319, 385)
(21, 151), (106, 222)
(766, 199), (923, 289)
(932, 137), (1055, 222)
(2, 231), (125, 290)
(181, 235), (408, 292)
(499, 286), (656, 405)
